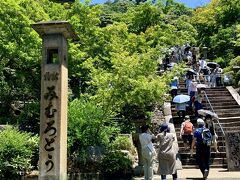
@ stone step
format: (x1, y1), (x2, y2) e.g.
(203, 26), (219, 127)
(209, 102), (239, 106)
(177, 137), (226, 146)
(181, 157), (227, 166)
(205, 90), (230, 94)
(224, 130), (240, 133)
(206, 87), (230, 90)
(205, 89), (231, 92)
(205, 91), (232, 95)
(206, 97), (232, 100)
(202, 99), (237, 103)
(219, 116), (240, 121)
(221, 126), (240, 130)
(214, 108), (240, 113)
(177, 91), (231, 95)
(207, 96), (234, 100)
(218, 112), (240, 118)
(171, 113), (240, 120)
(219, 121), (240, 127)
(178, 146), (226, 153)
(182, 164), (227, 168)
(172, 86), (240, 167)
(215, 129), (240, 136)
(175, 132), (226, 141)
(209, 105), (240, 109)
(179, 151), (226, 158)
(179, 152), (227, 164)
(179, 88), (229, 91)
(170, 107), (240, 114)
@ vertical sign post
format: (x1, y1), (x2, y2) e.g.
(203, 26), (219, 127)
(32, 21), (76, 180)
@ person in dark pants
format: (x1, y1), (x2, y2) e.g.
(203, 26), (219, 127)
(180, 116), (194, 150)
(170, 76), (179, 100)
(205, 114), (219, 153)
(188, 79), (197, 109)
(215, 66), (223, 86)
(175, 102), (187, 120)
(194, 89), (204, 117)
(190, 118), (211, 180)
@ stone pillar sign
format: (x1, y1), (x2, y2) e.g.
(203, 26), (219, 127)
(32, 21), (76, 180)
(225, 131), (240, 171)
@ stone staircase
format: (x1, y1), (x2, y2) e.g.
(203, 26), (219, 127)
(171, 83), (240, 168)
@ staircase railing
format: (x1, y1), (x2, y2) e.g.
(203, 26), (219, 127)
(202, 88), (227, 166)
(202, 90), (225, 136)
(194, 75), (225, 136)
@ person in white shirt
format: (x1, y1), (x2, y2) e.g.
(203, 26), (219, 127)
(139, 125), (156, 180)
(215, 66), (223, 86)
(199, 58), (207, 71)
(188, 80), (197, 109)
(210, 68), (217, 87)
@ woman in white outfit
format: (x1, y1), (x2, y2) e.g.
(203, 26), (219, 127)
(139, 125), (156, 180)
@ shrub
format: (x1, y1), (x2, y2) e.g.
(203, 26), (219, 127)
(67, 98), (120, 172)
(112, 135), (136, 155)
(100, 151), (132, 177)
(214, 57), (225, 68)
(0, 127), (39, 179)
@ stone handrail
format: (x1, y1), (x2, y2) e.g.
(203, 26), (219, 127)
(226, 86), (240, 106)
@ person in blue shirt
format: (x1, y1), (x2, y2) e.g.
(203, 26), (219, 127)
(190, 118), (211, 180)
(170, 76), (179, 100)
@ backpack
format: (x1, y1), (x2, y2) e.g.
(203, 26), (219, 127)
(183, 121), (193, 134)
(201, 128), (212, 146)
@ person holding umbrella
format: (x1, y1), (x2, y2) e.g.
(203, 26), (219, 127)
(207, 62), (219, 69)
(205, 114), (219, 153)
(176, 103), (187, 120)
(173, 94), (190, 120)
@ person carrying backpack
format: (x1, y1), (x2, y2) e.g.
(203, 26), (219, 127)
(180, 116), (194, 150)
(190, 118), (212, 180)
(205, 114), (219, 153)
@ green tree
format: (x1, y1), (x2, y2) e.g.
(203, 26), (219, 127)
(0, 0), (42, 121)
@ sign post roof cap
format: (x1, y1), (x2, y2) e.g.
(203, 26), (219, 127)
(31, 20), (78, 40)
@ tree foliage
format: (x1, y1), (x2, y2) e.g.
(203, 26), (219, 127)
(0, 0), (198, 124)
(1, 0), (196, 146)
(192, 0), (240, 66)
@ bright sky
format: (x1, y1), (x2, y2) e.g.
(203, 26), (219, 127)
(176, 0), (211, 8)
(90, 0), (211, 8)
